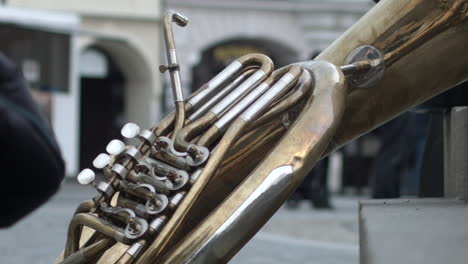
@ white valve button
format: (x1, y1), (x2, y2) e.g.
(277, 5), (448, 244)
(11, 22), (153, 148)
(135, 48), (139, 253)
(77, 168), (95, 185)
(121, 123), (141, 138)
(106, 139), (125, 155)
(93, 153), (110, 169)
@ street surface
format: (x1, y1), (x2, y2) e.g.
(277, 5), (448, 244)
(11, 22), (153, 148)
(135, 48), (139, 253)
(0, 183), (359, 264)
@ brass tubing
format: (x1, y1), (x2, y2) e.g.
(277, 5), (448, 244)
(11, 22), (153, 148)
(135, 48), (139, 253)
(73, 200), (95, 215)
(136, 119), (249, 263)
(159, 61), (347, 264)
(197, 65), (302, 147)
(152, 66), (256, 137)
(162, 11), (188, 138)
(239, 66), (303, 124)
(117, 196), (147, 217)
(116, 253), (135, 264)
(59, 238), (115, 264)
(251, 69), (313, 129)
(135, 174), (170, 195)
(64, 213), (128, 258)
(116, 240), (147, 264)
(315, 0), (468, 156)
(171, 102), (185, 141)
(153, 151), (189, 171)
(69, 199), (98, 254)
(237, 53), (274, 74)
(175, 62), (272, 150)
(187, 54), (273, 109)
(187, 68), (258, 122)
(174, 112), (217, 151)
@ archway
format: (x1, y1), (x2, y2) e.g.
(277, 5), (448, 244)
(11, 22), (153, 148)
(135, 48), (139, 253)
(78, 40), (154, 170)
(79, 47), (125, 170)
(191, 37), (298, 92)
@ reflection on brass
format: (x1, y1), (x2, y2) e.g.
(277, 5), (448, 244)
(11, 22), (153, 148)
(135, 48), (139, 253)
(57, 1), (468, 263)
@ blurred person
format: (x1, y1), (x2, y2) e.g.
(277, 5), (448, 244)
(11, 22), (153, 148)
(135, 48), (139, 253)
(418, 81), (468, 197)
(369, 112), (424, 198)
(0, 52), (64, 227)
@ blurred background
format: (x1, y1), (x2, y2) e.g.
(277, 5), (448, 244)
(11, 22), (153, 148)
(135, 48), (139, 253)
(1, 0), (464, 263)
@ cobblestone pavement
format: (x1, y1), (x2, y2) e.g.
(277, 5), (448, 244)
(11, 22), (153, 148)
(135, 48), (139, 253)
(0, 183), (359, 264)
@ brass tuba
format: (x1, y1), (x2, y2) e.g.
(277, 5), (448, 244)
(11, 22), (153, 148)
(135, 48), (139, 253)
(56, 0), (468, 263)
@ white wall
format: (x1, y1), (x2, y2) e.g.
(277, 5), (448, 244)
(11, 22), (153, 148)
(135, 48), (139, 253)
(52, 34), (80, 176)
(9, 0), (161, 19)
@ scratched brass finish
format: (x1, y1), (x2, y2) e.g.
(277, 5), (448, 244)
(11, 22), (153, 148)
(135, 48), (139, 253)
(58, 1), (468, 263)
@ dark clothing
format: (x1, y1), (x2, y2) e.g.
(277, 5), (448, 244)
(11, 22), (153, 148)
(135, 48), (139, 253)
(0, 53), (64, 227)
(370, 112), (424, 198)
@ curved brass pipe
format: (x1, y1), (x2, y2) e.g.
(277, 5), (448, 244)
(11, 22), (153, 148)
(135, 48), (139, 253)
(171, 102), (185, 141)
(250, 69), (313, 129)
(197, 65), (303, 148)
(173, 112), (217, 150)
(174, 55), (273, 151)
(154, 55), (271, 138)
(187, 67), (258, 123)
(186, 53), (274, 113)
(64, 213), (128, 258)
(59, 238), (115, 264)
(73, 200), (95, 215)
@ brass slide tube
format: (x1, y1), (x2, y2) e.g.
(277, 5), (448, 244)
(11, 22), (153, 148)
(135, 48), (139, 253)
(251, 69), (313, 129)
(187, 67), (257, 122)
(197, 65), (303, 147)
(174, 55), (273, 150)
(153, 54), (270, 137)
(64, 213), (129, 258)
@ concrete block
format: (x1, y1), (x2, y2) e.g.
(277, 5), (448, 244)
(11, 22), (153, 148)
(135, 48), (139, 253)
(360, 198), (468, 264)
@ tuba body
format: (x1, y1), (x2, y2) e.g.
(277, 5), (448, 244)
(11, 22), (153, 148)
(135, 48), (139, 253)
(57, 0), (468, 263)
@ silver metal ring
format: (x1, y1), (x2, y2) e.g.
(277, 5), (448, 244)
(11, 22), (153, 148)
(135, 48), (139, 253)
(138, 130), (157, 144)
(112, 163), (129, 179)
(149, 217), (166, 233)
(170, 192), (185, 208)
(125, 146), (143, 161)
(127, 242), (144, 257)
(96, 182), (114, 196)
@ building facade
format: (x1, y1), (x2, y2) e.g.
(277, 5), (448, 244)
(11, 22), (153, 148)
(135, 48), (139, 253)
(4, 0), (163, 175)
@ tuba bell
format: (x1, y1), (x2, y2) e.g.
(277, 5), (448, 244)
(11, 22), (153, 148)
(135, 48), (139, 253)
(56, 0), (468, 263)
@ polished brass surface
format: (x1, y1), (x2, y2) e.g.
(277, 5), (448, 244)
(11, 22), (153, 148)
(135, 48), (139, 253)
(60, 239), (115, 264)
(158, 61), (347, 263)
(318, 0), (468, 154)
(58, 0), (468, 263)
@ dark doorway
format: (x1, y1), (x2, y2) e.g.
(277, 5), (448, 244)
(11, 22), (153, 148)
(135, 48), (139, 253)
(79, 48), (125, 170)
